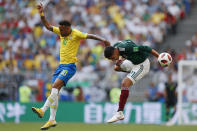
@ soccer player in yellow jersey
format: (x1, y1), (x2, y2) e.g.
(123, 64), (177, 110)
(32, 3), (110, 130)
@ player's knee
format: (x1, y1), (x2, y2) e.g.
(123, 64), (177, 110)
(51, 84), (57, 89)
(121, 82), (130, 88)
(121, 77), (133, 88)
(52, 78), (65, 90)
(121, 81), (126, 87)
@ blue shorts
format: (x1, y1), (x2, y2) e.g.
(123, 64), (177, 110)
(52, 63), (76, 86)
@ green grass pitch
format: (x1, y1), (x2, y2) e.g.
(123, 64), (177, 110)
(0, 123), (196, 131)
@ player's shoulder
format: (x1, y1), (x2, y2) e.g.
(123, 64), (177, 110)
(72, 28), (79, 32)
(124, 39), (136, 45)
(71, 28), (78, 34)
(113, 42), (120, 48)
(72, 28), (85, 35)
(114, 39), (135, 47)
(52, 26), (59, 30)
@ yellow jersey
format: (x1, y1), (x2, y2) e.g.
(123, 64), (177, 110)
(52, 26), (87, 64)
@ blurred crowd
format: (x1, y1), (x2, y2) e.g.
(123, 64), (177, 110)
(0, 0), (196, 102)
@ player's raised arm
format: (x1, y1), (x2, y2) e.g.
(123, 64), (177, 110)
(37, 3), (53, 31)
(86, 34), (110, 47)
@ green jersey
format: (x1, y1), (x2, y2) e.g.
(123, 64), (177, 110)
(113, 40), (152, 65)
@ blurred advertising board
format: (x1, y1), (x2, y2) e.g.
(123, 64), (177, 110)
(0, 102), (166, 123)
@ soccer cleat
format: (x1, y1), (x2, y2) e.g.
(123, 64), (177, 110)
(166, 121), (174, 126)
(166, 119), (176, 126)
(32, 107), (44, 118)
(107, 111), (124, 123)
(41, 120), (57, 130)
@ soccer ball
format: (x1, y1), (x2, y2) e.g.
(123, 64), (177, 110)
(158, 52), (172, 67)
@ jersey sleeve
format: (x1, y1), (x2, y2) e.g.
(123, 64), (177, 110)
(52, 26), (60, 35)
(75, 29), (87, 40)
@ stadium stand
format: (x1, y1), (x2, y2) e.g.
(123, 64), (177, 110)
(0, 0), (195, 102)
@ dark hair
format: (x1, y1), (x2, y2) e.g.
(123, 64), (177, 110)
(58, 20), (71, 26)
(104, 46), (115, 59)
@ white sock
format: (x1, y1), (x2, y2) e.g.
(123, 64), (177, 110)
(41, 88), (58, 112)
(49, 97), (58, 121)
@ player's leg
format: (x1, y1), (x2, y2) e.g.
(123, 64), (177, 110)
(32, 65), (61, 117)
(119, 59), (150, 111)
(165, 104), (170, 121)
(166, 102), (177, 122)
(40, 78), (64, 130)
(32, 64), (76, 129)
(41, 78), (64, 114)
(32, 78), (64, 119)
(107, 77), (133, 123)
(172, 104), (177, 117)
(41, 64), (76, 130)
(118, 59), (149, 111)
(118, 77), (133, 111)
(48, 65), (76, 121)
(48, 92), (59, 122)
(166, 104), (178, 126)
(107, 66), (139, 123)
(31, 78), (64, 130)
(107, 59), (150, 123)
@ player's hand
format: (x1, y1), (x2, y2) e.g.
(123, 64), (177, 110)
(104, 40), (110, 47)
(115, 59), (123, 66)
(114, 65), (121, 72)
(37, 3), (43, 13)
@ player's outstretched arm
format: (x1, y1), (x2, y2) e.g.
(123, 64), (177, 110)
(37, 3), (53, 31)
(86, 34), (110, 47)
(151, 49), (159, 58)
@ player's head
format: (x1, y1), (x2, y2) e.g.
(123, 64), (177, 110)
(58, 20), (71, 36)
(104, 46), (119, 61)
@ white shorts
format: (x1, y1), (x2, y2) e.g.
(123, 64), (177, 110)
(120, 59), (150, 84)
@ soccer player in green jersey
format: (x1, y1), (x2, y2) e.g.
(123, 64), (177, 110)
(104, 40), (160, 123)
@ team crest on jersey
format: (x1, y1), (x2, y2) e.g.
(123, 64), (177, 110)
(69, 36), (72, 39)
(119, 47), (125, 51)
(133, 47), (139, 52)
